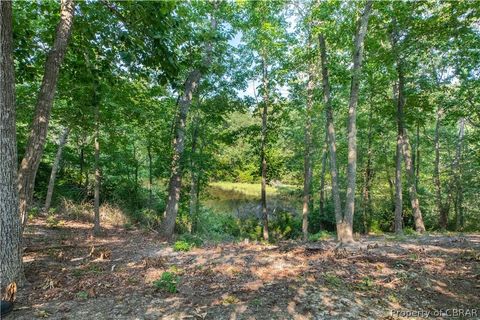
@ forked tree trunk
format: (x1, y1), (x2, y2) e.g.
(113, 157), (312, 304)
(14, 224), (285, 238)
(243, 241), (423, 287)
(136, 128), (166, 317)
(343, 0), (373, 243)
(44, 127), (70, 213)
(260, 56), (270, 241)
(302, 62), (315, 240)
(160, 13), (217, 240)
(18, 0), (75, 227)
(1, 0), (23, 291)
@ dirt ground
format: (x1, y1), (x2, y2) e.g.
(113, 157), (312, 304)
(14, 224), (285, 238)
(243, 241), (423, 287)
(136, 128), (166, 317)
(7, 217), (480, 319)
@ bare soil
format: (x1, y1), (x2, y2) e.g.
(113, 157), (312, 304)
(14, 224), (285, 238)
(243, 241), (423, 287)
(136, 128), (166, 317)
(8, 217), (480, 319)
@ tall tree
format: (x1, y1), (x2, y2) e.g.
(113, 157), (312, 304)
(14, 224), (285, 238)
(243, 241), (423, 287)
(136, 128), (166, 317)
(343, 0), (373, 242)
(318, 34), (343, 240)
(18, 0), (75, 226)
(302, 37), (315, 240)
(160, 5), (218, 239)
(0, 0), (23, 291)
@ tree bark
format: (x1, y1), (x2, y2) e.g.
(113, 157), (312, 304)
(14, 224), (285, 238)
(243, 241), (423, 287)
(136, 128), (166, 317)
(343, 0), (373, 242)
(44, 127), (70, 213)
(260, 56), (270, 241)
(1, 0), (23, 292)
(18, 0), (75, 227)
(160, 13), (217, 240)
(302, 62), (314, 240)
(318, 34), (344, 241)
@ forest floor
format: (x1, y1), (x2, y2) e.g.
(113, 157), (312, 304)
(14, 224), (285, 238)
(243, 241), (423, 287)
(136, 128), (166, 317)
(9, 217), (480, 320)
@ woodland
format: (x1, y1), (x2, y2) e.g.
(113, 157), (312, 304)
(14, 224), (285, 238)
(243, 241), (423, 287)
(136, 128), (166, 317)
(1, 0), (479, 319)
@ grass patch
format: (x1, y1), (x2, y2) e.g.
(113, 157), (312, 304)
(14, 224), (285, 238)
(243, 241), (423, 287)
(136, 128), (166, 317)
(308, 230), (334, 241)
(153, 272), (179, 293)
(323, 272), (343, 287)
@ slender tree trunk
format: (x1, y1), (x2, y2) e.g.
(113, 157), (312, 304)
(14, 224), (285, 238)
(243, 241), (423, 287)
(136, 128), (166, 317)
(44, 127), (70, 213)
(79, 146), (84, 189)
(18, 0), (75, 227)
(318, 135), (328, 230)
(189, 115), (200, 233)
(343, 0), (373, 242)
(302, 63), (314, 240)
(160, 14), (217, 240)
(361, 114), (374, 234)
(394, 135), (404, 234)
(393, 83), (404, 234)
(454, 118), (465, 230)
(1, 0), (23, 291)
(260, 56), (270, 241)
(434, 107), (448, 229)
(93, 85), (101, 236)
(318, 34), (344, 241)
(147, 143), (153, 208)
(415, 122), (420, 189)
(392, 21), (425, 233)
(400, 111), (425, 232)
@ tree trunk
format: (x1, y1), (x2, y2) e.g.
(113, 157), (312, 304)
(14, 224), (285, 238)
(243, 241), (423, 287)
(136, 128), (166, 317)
(415, 122), (420, 189)
(147, 143), (153, 208)
(393, 83), (404, 234)
(361, 113), (374, 234)
(18, 0), (75, 227)
(454, 118), (465, 230)
(93, 84), (101, 236)
(394, 133), (404, 234)
(260, 56), (270, 241)
(318, 134), (328, 230)
(302, 63), (314, 240)
(1, 0), (23, 292)
(392, 20), (425, 233)
(318, 34), (344, 241)
(189, 114), (200, 233)
(343, 0), (373, 243)
(160, 14), (217, 240)
(44, 127), (70, 213)
(434, 107), (448, 229)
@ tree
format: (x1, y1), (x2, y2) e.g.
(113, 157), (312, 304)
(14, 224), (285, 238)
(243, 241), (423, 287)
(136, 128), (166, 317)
(0, 0), (23, 291)
(160, 3), (219, 239)
(18, 0), (75, 227)
(44, 126), (70, 213)
(343, 0), (373, 243)
(317, 1), (373, 244)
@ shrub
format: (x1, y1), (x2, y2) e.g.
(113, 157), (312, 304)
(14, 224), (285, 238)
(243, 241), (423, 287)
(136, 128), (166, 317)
(153, 272), (179, 293)
(308, 230), (334, 241)
(173, 240), (193, 252)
